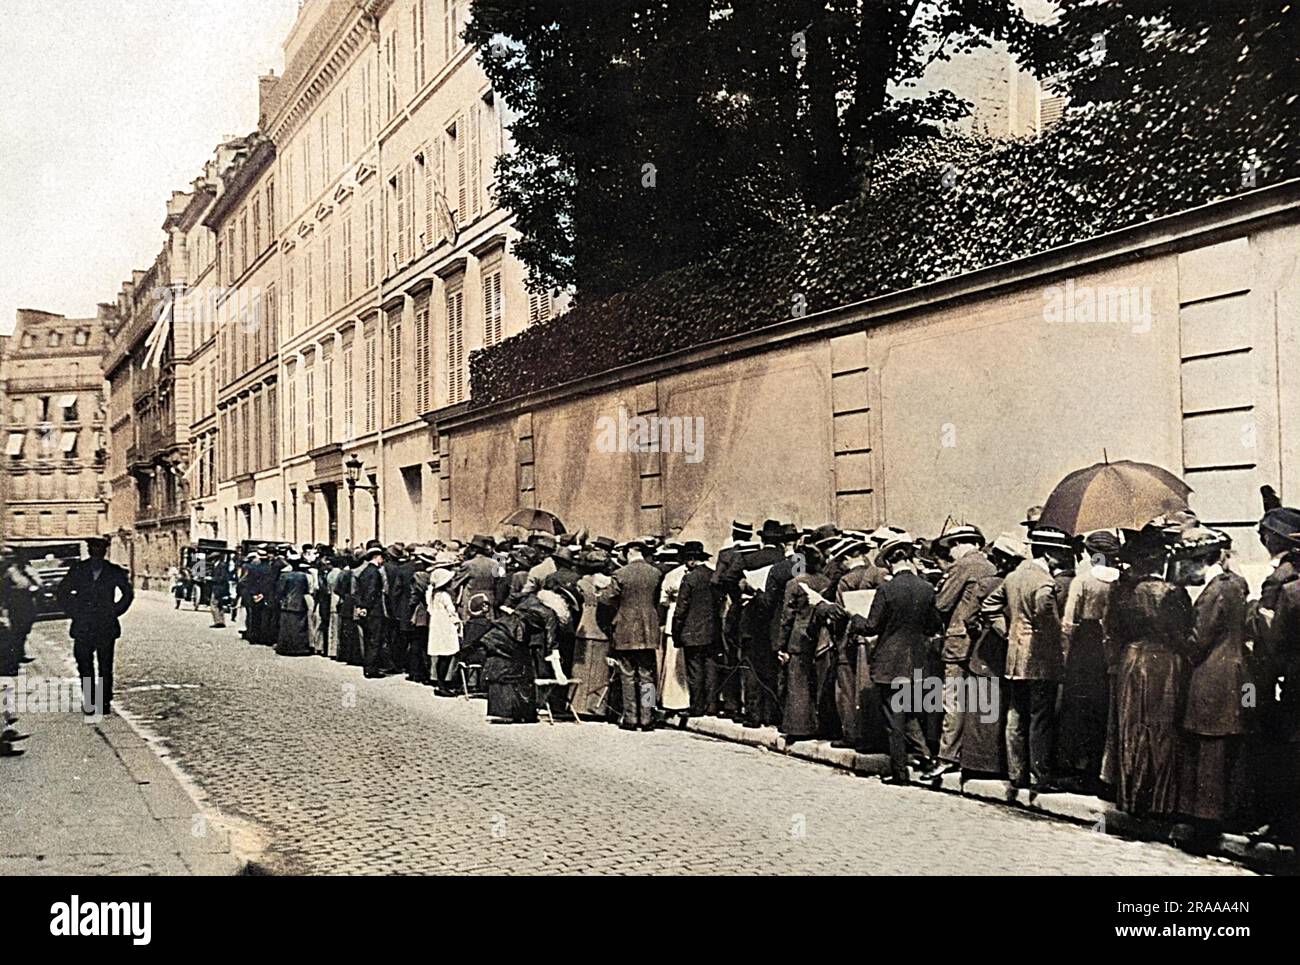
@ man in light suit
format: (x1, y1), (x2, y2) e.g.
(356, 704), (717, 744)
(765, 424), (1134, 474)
(55, 537), (135, 715)
(983, 526), (1071, 790)
(599, 540), (664, 730)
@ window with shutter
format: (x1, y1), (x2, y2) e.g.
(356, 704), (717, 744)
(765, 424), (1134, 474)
(415, 294), (431, 413)
(394, 171), (405, 268)
(389, 319), (402, 424)
(528, 288), (551, 325)
(324, 231), (333, 313)
(287, 368), (297, 454)
(343, 215), (353, 302)
(268, 383), (277, 462)
(364, 334), (376, 432)
(342, 345), (354, 438)
(305, 367), (314, 451)
(447, 284), (465, 404)
(341, 89), (350, 162)
(468, 103), (481, 219)
(323, 356), (334, 442)
(405, 160), (416, 258)
(305, 247), (314, 324)
(454, 116), (467, 223)
(483, 266), (503, 346)
(321, 113), (330, 183)
(364, 197), (376, 288)
(422, 142), (436, 247)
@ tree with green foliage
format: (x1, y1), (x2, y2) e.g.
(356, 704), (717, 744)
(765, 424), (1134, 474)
(466, 0), (1049, 298)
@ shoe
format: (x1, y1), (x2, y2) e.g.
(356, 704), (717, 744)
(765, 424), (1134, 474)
(0, 744), (25, 757)
(0, 729), (29, 742)
(210, 624), (226, 629)
(618, 722), (637, 731)
(18, 656), (34, 664)
(882, 774), (911, 786)
(920, 761), (958, 781)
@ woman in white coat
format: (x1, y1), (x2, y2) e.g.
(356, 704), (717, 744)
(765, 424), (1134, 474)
(426, 568), (461, 695)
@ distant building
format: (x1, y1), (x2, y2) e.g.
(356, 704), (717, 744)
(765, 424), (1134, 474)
(0, 308), (114, 545)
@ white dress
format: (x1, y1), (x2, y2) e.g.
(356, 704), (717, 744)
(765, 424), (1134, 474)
(658, 564), (691, 711)
(426, 587), (461, 657)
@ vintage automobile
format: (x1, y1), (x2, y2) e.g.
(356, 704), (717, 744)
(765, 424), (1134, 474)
(10, 539), (87, 619)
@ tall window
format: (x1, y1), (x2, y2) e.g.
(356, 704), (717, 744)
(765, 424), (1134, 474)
(340, 89), (350, 162)
(385, 31), (398, 119)
(320, 112), (330, 183)
(268, 383), (278, 462)
(323, 230), (333, 314)
(342, 215), (353, 303)
(266, 179), (276, 236)
(414, 292), (431, 414)
(323, 353), (334, 442)
(266, 282), (278, 354)
(302, 133), (312, 201)
(252, 197), (262, 255)
(286, 260), (296, 334)
(392, 170), (406, 268)
(528, 288), (552, 325)
(304, 365), (315, 450)
(252, 392), (263, 471)
(361, 64), (373, 143)
(305, 246), (314, 324)
(240, 212), (249, 273)
(342, 343), (354, 438)
(364, 198), (376, 288)
(482, 262), (503, 347)
(413, 0), (427, 88)
(446, 281), (465, 404)
(445, 0), (464, 63)
(364, 332), (377, 432)
(388, 316), (403, 424)
(287, 367), (297, 453)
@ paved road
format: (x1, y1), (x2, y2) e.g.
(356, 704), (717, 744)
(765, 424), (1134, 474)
(32, 596), (1253, 875)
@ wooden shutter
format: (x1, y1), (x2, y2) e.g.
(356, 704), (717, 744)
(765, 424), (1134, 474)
(343, 215), (353, 302)
(483, 267), (503, 346)
(455, 113), (467, 222)
(416, 296), (431, 413)
(423, 143), (435, 247)
(447, 287), (464, 404)
(468, 103), (481, 219)
(364, 335), (376, 432)
(342, 345), (354, 437)
(389, 320), (402, 424)
(395, 170), (406, 267)
(405, 160), (416, 258)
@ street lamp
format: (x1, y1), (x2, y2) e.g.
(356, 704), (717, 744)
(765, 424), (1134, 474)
(344, 454), (379, 546)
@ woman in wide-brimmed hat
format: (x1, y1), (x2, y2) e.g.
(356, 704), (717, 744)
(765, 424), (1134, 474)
(1103, 523), (1196, 817)
(426, 568), (461, 695)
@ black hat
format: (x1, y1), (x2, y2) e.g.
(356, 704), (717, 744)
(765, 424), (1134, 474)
(758, 519), (784, 543)
(527, 532), (557, 552)
(592, 535), (617, 552)
(680, 540), (711, 560)
(731, 520), (754, 541)
(469, 534), (496, 554)
(1260, 507), (1300, 545)
(779, 523), (801, 543)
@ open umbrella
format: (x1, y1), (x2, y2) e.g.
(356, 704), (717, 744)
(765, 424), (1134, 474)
(500, 508), (566, 535)
(1038, 459), (1192, 535)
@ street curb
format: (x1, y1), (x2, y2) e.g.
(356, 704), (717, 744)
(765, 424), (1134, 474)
(38, 631), (268, 876)
(684, 716), (1294, 874)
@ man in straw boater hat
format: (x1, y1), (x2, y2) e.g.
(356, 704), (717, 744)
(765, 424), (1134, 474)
(923, 524), (995, 780)
(983, 525), (1072, 792)
(848, 532), (940, 783)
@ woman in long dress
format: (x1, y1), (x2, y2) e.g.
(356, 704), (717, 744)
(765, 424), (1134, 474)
(482, 594), (557, 723)
(426, 569), (461, 694)
(658, 557), (691, 715)
(569, 551), (614, 718)
(275, 561), (313, 657)
(1177, 531), (1254, 832)
(1104, 526), (1195, 817)
(779, 549), (831, 740)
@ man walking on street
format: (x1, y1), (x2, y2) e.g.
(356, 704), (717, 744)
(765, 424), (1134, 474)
(208, 553), (230, 628)
(55, 536), (134, 716)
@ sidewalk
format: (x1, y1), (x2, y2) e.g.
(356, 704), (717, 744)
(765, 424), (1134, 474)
(684, 715), (1294, 874)
(0, 627), (250, 875)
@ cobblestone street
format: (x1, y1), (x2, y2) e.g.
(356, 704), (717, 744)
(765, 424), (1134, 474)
(28, 596), (1254, 875)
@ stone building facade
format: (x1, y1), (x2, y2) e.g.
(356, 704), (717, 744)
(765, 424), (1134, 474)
(0, 308), (113, 544)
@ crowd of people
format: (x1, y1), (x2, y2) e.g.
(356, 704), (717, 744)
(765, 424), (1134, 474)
(13, 490), (1299, 852)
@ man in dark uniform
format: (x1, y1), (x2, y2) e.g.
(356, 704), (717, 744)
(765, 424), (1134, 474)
(353, 543), (388, 678)
(55, 537), (134, 715)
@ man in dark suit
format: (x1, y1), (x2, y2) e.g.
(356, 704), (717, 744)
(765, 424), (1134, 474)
(710, 520), (757, 719)
(55, 537), (134, 715)
(353, 543), (388, 678)
(672, 541), (720, 717)
(599, 540), (664, 730)
(384, 544), (411, 673)
(852, 534), (941, 783)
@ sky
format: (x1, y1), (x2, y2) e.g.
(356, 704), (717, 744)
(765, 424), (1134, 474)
(0, 0), (300, 335)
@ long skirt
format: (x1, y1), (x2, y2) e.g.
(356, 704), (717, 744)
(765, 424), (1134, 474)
(961, 674), (1008, 776)
(659, 635), (690, 712)
(1180, 733), (1251, 826)
(781, 651), (819, 739)
(487, 682), (537, 723)
(570, 636), (613, 717)
(248, 601), (277, 646)
(308, 606), (325, 655)
(329, 610), (342, 659)
(856, 648), (890, 753)
(1115, 642), (1184, 817)
(338, 618), (363, 666)
(1057, 621), (1108, 778)
(276, 610), (312, 656)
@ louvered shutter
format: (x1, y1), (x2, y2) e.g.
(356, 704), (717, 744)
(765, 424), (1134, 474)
(447, 288), (464, 404)
(423, 143), (435, 247)
(416, 297), (431, 413)
(395, 170), (406, 267)
(468, 104), (481, 219)
(483, 268), (502, 346)
(455, 113), (467, 222)
(405, 160), (416, 258)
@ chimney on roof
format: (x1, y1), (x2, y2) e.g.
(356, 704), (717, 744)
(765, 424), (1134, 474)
(259, 72), (281, 129)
